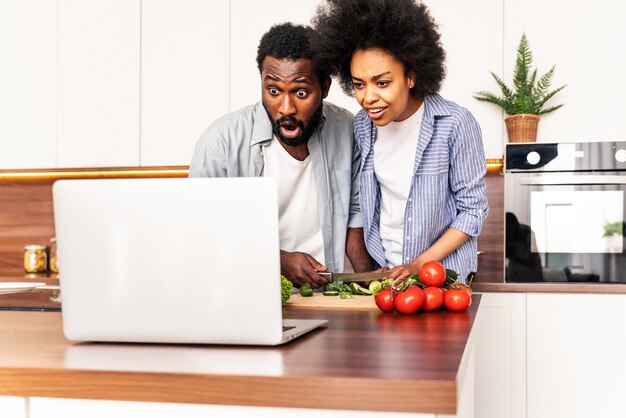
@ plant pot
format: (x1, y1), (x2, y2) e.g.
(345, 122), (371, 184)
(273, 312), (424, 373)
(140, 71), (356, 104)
(504, 114), (540, 142)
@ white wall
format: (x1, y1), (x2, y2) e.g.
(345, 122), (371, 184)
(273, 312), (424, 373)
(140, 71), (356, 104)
(1, 0), (625, 168)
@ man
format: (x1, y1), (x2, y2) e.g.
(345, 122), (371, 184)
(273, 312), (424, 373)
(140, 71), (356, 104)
(189, 23), (371, 288)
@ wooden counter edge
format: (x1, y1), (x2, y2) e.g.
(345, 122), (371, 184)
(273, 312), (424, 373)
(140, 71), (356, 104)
(0, 159), (502, 181)
(0, 368), (457, 414)
(473, 282), (626, 294)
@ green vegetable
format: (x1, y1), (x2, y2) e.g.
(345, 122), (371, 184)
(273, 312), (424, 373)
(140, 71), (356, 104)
(339, 291), (352, 299)
(323, 290), (339, 296)
(281, 275), (293, 305)
(350, 282), (372, 295)
(299, 283), (313, 297)
(327, 282), (352, 294)
(368, 280), (382, 294)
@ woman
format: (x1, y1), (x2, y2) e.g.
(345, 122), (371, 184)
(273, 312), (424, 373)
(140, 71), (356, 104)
(312, 0), (488, 282)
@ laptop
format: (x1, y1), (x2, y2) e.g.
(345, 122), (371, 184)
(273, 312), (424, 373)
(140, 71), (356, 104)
(52, 177), (327, 345)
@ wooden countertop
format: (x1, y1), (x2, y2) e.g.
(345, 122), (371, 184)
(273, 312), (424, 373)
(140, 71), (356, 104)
(0, 295), (480, 414)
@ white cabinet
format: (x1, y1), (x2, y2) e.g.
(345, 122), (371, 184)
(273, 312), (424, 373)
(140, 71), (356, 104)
(526, 293), (626, 418)
(56, 0), (141, 168)
(0, 0), (56, 169)
(140, 0), (229, 166)
(0, 396), (26, 418)
(28, 397), (459, 418)
(474, 293), (526, 418)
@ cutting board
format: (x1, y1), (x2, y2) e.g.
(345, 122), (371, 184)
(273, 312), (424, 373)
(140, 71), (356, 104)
(286, 293), (377, 309)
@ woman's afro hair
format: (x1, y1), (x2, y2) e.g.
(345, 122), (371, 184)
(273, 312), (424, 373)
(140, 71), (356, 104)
(311, 0), (446, 97)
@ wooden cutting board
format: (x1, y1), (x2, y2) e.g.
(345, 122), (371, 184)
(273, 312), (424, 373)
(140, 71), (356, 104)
(286, 293), (377, 309)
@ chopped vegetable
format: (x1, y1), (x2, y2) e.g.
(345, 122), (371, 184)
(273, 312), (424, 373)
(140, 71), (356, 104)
(281, 275), (293, 305)
(350, 282), (372, 295)
(340, 291), (353, 299)
(368, 280), (382, 294)
(299, 283), (313, 297)
(323, 290), (339, 296)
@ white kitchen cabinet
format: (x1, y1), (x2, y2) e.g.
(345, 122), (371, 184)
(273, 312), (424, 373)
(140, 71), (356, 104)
(28, 396), (464, 418)
(56, 0), (140, 168)
(0, 0), (56, 169)
(473, 293), (526, 418)
(0, 396), (26, 418)
(526, 293), (626, 418)
(140, 0), (229, 166)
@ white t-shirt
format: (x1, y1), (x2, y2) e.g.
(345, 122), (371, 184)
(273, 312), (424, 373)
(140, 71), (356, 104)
(373, 105), (424, 266)
(262, 137), (325, 265)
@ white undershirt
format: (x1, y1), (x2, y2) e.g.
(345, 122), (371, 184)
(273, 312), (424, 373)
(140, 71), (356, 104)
(373, 105), (424, 267)
(262, 137), (325, 265)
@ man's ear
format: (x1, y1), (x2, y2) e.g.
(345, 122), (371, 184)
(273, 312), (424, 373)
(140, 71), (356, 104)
(321, 77), (331, 99)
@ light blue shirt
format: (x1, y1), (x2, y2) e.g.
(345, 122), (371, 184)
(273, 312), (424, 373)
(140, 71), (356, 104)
(355, 93), (488, 282)
(189, 101), (362, 272)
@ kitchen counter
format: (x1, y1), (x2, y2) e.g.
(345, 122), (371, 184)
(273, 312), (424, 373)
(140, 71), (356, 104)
(0, 295), (480, 415)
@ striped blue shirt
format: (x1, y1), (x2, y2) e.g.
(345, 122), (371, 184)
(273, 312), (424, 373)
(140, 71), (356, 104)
(354, 93), (489, 282)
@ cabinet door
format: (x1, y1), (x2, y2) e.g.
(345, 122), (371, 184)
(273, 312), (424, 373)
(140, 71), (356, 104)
(57, 0), (140, 168)
(527, 293), (626, 418)
(0, 0), (56, 169)
(474, 293), (526, 418)
(0, 396), (26, 418)
(140, 0), (229, 166)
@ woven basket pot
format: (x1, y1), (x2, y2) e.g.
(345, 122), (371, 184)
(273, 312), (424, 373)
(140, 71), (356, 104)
(504, 114), (540, 142)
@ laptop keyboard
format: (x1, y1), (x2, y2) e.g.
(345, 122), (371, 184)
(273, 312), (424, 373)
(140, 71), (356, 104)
(282, 325), (296, 332)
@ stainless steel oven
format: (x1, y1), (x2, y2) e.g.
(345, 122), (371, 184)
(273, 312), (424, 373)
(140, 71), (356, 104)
(505, 141), (626, 283)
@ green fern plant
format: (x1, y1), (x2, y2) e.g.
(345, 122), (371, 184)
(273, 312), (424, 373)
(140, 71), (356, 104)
(473, 33), (567, 115)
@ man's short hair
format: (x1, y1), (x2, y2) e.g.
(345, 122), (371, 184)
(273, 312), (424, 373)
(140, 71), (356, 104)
(256, 22), (329, 84)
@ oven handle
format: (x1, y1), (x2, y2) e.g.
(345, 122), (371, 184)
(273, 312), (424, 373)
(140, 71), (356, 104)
(520, 175), (626, 186)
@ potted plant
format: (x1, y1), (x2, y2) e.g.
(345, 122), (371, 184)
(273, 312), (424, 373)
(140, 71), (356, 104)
(603, 221), (625, 252)
(473, 33), (567, 142)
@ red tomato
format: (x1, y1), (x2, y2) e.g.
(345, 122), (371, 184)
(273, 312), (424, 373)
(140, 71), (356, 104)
(422, 286), (444, 311)
(374, 288), (395, 313)
(444, 289), (472, 312)
(457, 283), (472, 294)
(419, 260), (446, 287)
(394, 286), (425, 315)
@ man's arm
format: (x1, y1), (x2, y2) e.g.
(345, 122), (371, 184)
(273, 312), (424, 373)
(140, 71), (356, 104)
(280, 251), (330, 289)
(346, 227), (373, 272)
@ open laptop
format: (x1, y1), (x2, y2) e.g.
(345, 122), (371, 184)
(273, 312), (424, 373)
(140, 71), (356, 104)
(52, 177), (326, 345)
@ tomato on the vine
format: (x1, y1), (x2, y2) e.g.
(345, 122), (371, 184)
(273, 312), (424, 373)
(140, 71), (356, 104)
(444, 288), (471, 312)
(374, 288), (395, 313)
(394, 286), (425, 314)
(419, 260), (446, 287)
(422, 286), (444, 311)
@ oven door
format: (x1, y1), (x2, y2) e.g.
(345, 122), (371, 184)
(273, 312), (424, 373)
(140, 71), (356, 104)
(505, 172), (626, 283)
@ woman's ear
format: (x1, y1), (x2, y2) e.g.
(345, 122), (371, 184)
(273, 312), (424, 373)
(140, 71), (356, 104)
(408, 71), (417, 89)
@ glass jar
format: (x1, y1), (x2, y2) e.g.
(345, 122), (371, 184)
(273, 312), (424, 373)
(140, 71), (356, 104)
(24, 244), (48, 273)
(49, 237), (59, 273)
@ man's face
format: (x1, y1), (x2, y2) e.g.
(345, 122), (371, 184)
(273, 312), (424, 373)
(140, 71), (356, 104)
(261, 56), (329, 146)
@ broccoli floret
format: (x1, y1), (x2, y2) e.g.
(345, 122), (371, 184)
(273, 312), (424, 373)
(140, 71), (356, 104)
(281, 275), (293, 304)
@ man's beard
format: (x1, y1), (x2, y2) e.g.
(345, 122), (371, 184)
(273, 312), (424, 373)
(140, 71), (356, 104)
(263, 101), (323, 147)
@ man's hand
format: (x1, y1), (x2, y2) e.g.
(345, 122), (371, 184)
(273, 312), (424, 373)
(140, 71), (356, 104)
(280, 251), (329, 289)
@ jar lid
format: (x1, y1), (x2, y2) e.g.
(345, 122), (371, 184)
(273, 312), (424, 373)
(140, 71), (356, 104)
(24, 244), (47, 251)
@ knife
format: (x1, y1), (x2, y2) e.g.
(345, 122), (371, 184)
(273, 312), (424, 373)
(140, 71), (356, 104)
(317, 271), (389, 283)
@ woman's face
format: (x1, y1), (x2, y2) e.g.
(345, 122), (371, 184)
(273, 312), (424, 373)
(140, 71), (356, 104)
(350, 48), (422, 126)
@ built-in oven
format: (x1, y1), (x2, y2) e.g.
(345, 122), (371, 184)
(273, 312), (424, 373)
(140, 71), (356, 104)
(505, 141), (626, 283)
